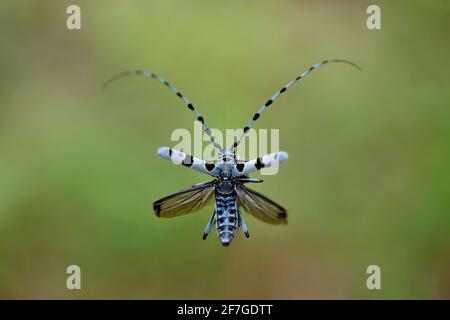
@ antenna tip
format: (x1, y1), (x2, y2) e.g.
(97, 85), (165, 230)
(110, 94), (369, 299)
(329, 59), (362, 71)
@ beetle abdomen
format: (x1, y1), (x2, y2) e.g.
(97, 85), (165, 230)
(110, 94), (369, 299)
(215, 185), (238, 246)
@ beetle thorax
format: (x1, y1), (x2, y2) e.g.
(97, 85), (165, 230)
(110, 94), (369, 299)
(217, 148), (236, 176)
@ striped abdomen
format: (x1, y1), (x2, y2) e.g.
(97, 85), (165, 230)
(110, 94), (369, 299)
(215, 187), (238, 246)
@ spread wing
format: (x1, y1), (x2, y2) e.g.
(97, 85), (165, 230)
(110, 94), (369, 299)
(235, 183), (287, 225)
(153, 182), (215, 218)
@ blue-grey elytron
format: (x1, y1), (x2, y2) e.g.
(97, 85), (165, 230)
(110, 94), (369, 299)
(104, 59), (360, 246)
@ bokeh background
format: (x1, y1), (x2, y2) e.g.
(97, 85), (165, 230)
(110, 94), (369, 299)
(0, 0), (449, 299)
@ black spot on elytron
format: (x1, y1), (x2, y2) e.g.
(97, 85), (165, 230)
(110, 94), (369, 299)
(151, 73), (157, 78)
(236, 163), (245, 172)
(309, 67), (314, 72)
(252, 113), (260, 121)
(243, 126), (250, 133)
(265, 99), (273, 107)
(187, 103), (194, 110)
(197, 116), (204, 123)
(280, 87), (287, 93)
(182, 155), (193, 167)
(296, 76), (301, 80)
(255, 157), (265, 170)
(176, 92), (182, 97)
(232, 141), (238, 148)
(205, 163), (215, 171)
(164, 81), (170, 86)
(168, 148), (173, 157)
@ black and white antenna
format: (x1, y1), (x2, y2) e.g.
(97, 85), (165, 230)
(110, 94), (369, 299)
(230, 59), (361, 149)
(104, 70), (223, 150)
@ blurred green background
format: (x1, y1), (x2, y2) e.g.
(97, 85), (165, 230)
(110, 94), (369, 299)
(0, 0), (449, 299)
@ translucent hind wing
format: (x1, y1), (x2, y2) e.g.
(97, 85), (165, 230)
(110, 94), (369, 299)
(153, 182), (215, 218)
(235, 183), (287, 225)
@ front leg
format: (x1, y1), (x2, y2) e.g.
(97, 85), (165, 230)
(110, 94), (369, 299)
(232, 151), (288, 176)
(157, 147), (220, 177)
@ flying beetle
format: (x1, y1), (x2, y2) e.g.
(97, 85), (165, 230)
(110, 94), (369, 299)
(104, 59), (360, 246)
